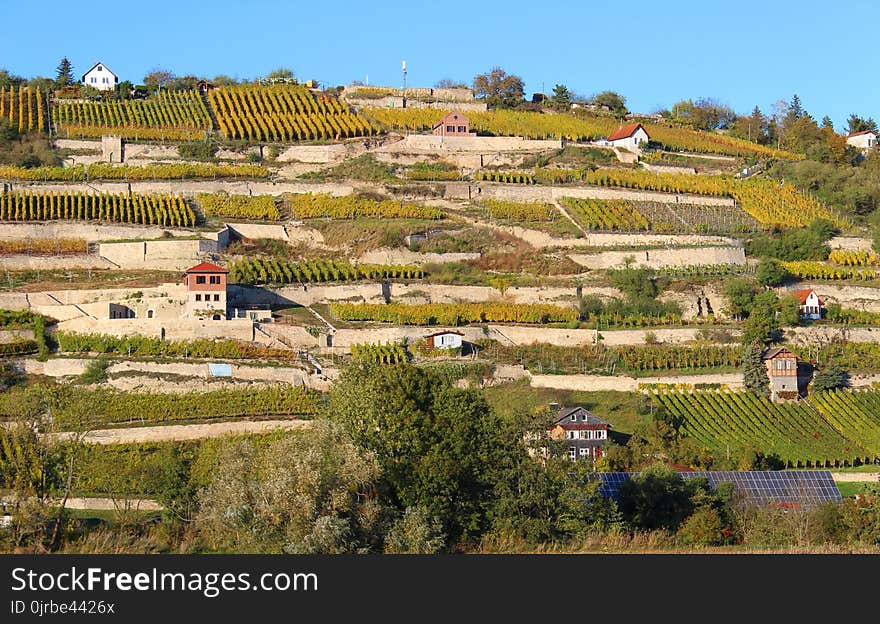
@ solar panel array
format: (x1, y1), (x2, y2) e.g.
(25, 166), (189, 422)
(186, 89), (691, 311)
(594, 471), (842, 508)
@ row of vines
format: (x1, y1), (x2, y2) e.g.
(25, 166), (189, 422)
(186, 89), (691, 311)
(228, 257), (424, 285)
(0, 191), (196, 226)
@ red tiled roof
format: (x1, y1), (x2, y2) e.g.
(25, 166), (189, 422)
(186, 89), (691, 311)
(433, 111), (469, 128)
(426, 330), (465, 338)
(846, 129), (877, 138)
(794, 288), (823, 306)
(607, 122), (646, 142)
(185, 261), (228, 273)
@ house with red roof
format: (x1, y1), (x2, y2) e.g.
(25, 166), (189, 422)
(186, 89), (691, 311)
(845, 129), (877, 151)
(182, 261), (229, 319)
(795, 288), (824, 321)
(606, 122), (649, 151)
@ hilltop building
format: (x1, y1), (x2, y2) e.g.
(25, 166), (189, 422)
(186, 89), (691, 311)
(606, 122), (649, 151)
(82, 62), (118, 91)
(762, 346), (800, 402)
(182, 262), (228, 319)
(432, 112), (476, 137)
(846, 130), (877, 151)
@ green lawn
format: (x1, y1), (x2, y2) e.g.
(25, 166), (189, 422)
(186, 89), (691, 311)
(835, 482), (880, 498)
(482, 379), (649, 435)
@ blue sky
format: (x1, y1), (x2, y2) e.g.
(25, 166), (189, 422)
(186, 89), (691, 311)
(5, 0), (877, 129)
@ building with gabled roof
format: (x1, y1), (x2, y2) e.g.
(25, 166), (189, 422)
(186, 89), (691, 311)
(548, 406), (611, 461)
(606, 122), (649, 151)
(761, 346), (800, 402)
(794, 288), (824, 320)
(81, 62), (118, 92)
(432, 111), (476, 137)
(845, 129), (877, 151)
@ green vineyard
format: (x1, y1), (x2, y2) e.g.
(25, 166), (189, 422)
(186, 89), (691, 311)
(0, 385), (320, 429)
(0, 85), (48, 133)
(197, 193), (281, 220)
(0, 190), (196, 226)
(0, 162), (268, 182)
(289, 193), (443, 219)
(52, 90), (211, 140)
(209, 84), (378, 141)
(654, 390), (870, 467)
(809, 390), (880, 457)
(365, 108), (800, 159)
(329, 302), (578, 325)
(560, 197), (649, 231)
(350, 342), (409, 364)
(228, 257), (425, 285)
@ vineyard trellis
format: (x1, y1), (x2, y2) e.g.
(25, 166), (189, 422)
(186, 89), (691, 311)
(209, 84), (379, 141)
(229, 257), (425, 285)
(196, 193), (281, 220)
(0, 163), (268, 182)
(0, 85), (48, 133)
(0, 190), (196, 226)
(289, 193), (443, 219)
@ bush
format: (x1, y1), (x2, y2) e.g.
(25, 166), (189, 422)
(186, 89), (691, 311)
(178, 141), (219, 161)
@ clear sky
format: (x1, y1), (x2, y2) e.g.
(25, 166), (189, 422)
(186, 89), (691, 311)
(5, 0), (877, 129)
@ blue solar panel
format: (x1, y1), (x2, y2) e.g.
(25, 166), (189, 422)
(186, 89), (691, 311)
(593, 471), (842, 508)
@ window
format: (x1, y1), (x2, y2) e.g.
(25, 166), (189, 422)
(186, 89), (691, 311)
(209, 275), (221, 284)
(196, 276), (206, 284)
(457, 126), (466, 133)
(446, 125), (454, 132)
(195, 294), (202, 301)
(97, 66), (102, 71)
(568, 447), (576, 460)
(90, 77), (96, 83)
(103, 77), (108, 84)
(567, 431), (575, 439)
(213, 294), (220, 301)
(579, 448), (589, 457)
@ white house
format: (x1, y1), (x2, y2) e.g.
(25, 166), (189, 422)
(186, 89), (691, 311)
(426, 331), (463, 350)
(846, 130), (877, 151)
(795, 289), (824, 321)
(606, 122), (650, 151)
(81, 62), (118, 91)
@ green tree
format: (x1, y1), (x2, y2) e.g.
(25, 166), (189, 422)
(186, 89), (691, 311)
(847, 114), (877, 134)
(54, 57), (74, 89)
(384, 506), (446, 554)
(472, 67), (525, 109)
(742, 339), (770, 397)
(143, 69), (175, 92)
(616, 464), (703, 531)
(812, 365), (847, 393)
(723, 277), (759, 320)
(741, 290), (780, 345)
(778, 294), (802, 327)
(329, 363), (520, 543)
(591, 91), (627, 117)
(756, 258), (789, 287)
(196, 421), (382, 553)
(550, 84), (573, 110)
(0, 69), (25, 89)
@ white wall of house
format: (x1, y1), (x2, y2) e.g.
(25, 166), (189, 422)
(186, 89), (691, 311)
(432, 332), (463, 349)
(83, 64), (117, 91)
(800, 291), (823, 320)
(846, 133), (877, 151)
(609, 127), (649, 151)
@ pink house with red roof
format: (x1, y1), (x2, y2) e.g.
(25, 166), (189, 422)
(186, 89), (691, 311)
(183, 261), (229, 319)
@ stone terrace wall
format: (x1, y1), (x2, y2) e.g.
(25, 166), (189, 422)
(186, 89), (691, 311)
(569, 246), (746, 269)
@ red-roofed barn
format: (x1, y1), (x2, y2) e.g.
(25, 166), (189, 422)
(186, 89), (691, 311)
(606, 122), (649, 151)
(183, 262), (229, 319)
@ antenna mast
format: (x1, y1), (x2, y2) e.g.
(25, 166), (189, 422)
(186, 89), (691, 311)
(402, 59), (407, 109)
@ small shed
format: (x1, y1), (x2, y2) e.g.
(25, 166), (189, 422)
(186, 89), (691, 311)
(432, 112), (475, 137)
(426, 330), (464, 350)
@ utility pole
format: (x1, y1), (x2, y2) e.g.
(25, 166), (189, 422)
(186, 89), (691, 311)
(401, 60), (407, 109)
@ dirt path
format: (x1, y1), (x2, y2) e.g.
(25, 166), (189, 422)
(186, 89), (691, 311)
(830, 472), (880, 483)
(51, 419), (313, 445)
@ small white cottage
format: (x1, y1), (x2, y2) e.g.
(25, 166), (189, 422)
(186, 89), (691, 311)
(606, 122), (649, 151)
(796, 288), (824, 321)
(426, 331), (464, 350)
(81, 62), (118, 91)
(845, 130), (877, 151)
